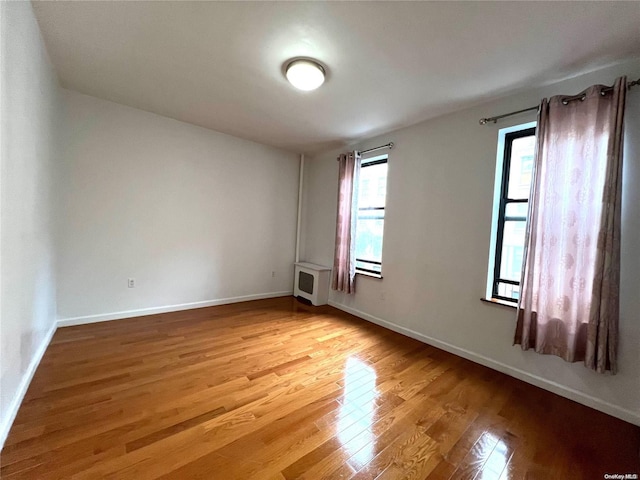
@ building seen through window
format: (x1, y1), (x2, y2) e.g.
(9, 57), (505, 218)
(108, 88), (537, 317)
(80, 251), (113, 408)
(492, 128), (535, 302)
(355, 154), (388, 276)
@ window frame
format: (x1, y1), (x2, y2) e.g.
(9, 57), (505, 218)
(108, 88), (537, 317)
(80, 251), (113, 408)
(355, 154), (388, 277)
(489, 125), (536, 304)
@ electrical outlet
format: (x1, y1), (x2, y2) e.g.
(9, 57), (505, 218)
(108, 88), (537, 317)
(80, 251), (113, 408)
(271, 271), (276, 278)
(128, 278), (135, 288)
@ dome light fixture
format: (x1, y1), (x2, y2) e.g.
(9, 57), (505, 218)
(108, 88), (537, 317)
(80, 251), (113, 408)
(285, 59), (325, 91)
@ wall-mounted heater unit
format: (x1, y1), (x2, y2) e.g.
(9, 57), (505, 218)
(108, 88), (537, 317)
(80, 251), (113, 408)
(294, 262), (331, 306)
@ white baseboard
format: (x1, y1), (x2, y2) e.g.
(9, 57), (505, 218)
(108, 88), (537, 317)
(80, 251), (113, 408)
(329, 300), (640, 427)
(0, 321), (57, 449)
(57, 291), (293, 327)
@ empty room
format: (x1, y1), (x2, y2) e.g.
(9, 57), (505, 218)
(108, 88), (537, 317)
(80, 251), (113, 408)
(1, 1), (640, 478)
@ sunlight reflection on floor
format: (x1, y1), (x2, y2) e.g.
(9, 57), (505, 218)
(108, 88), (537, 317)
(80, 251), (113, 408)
(336, 357), (378, 467)
(478, 432), (510, 479)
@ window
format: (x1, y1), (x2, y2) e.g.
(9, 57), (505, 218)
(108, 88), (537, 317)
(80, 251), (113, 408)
(488, 124), (536, 303)
(355, 154), (388, 276)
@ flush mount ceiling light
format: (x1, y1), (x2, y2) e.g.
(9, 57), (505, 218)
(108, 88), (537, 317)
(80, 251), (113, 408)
(285, 59), (325, 91)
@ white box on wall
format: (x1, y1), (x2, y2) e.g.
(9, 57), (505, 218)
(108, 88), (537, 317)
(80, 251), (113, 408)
(294, 262), (331, 306)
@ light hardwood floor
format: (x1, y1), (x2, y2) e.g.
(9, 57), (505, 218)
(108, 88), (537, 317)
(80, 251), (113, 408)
(1, 297), (638, 479)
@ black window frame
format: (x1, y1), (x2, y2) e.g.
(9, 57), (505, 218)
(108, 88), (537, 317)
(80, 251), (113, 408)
(355, 155), (388, 276)
(492, 127), (536, 303)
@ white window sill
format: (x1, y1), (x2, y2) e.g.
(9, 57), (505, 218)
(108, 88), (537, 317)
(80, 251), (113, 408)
(480, 297), (517, 309)
(356, 270), (383, 279)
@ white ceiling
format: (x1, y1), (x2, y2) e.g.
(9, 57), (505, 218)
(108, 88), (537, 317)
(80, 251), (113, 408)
(33, 1), (640, 153)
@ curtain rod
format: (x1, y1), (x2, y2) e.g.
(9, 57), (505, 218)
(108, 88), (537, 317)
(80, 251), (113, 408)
(336, 142), (394, 160)
(361, 142), (394, 155)
(479, 77), (639, 125)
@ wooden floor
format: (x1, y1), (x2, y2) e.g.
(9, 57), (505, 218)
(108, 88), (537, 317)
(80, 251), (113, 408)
(1, 297), (638, 479)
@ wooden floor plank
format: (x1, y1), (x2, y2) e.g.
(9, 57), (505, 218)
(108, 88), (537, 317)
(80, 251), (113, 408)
(1, 296), (638, 479)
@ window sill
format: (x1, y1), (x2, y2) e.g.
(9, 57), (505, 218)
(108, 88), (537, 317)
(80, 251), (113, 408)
(480, 297), (517, 309)
(356, 271), (383, 279)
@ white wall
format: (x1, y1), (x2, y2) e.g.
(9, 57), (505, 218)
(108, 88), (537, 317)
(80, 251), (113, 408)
(56, 90), (300, 323)
(300, 59), (640, 425)
(0, 1), (60, 444)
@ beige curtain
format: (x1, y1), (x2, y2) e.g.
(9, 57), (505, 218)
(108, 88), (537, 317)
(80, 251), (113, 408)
(514, 77), (626, 374)
(332, 151), (361, 293)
